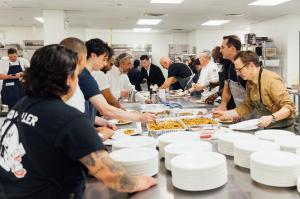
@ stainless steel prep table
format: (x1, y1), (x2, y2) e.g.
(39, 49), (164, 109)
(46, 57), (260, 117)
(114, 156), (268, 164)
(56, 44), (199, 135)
(84, 97), (299, 199)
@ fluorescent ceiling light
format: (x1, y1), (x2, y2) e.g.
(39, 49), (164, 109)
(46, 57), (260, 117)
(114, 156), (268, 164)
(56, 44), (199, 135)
(133, 28), (152, 32)
(201, 20), (231, 26)
(249, 0), (292, 6)
(150, 0), (184, 4)
(137, 19), (162, 25)
(34, 17), (44, 23)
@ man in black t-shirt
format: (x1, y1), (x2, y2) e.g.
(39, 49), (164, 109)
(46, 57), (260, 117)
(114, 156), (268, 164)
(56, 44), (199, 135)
(0, 45), (156, 199)
(159, 56), (193, 90)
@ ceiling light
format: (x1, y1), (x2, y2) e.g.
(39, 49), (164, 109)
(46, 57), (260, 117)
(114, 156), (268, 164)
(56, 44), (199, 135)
(201, 20), (231, 26)
(34, 17), (44, 23)
(150, 0), (184, 4)
(137, 19), (162, 25)
(249, 0), (292, 6)
(133, 28), (152, 32)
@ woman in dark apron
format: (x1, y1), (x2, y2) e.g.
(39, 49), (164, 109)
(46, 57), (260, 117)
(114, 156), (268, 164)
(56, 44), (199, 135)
(1, 61), (25, 109)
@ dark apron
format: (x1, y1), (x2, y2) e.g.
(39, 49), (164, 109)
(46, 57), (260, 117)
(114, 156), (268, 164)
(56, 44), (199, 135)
(251, 68), (294, 132)
(178, 65), (194, 90)
(1, 62), (25, 109)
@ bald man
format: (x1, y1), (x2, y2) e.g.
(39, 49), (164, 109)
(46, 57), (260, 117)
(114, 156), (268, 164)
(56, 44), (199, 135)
(159, 56), (193, 90)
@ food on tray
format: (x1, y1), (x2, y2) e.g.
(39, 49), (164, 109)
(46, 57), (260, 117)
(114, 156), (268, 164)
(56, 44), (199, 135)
(196, 111), (204, 115)
(117, 120), (130, 125)
(144, 110), (170, 116)
(219, 117), (234, 124)
(123, 129), (135, 135)
(178, 112), (194, 116)
(147, 120), (184, 131)
(181, 117), (218, 127)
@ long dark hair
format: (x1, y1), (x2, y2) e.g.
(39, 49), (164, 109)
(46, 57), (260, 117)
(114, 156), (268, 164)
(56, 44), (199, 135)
(23, 44), (77, 98)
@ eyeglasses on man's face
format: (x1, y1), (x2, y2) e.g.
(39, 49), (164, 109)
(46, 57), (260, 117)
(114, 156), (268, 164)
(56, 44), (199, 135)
(234, 63), (249, 73)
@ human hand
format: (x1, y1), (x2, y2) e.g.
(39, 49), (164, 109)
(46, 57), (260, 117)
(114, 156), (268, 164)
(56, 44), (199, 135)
(96, 127), (115, 140)
(145, 99), (152, 104)
(132, 176), (157, 192)
(205, 94), (217, 104)
(120, 90), (129, 98)
(258, 115), (273, 128)
(139, 113), (156, 123)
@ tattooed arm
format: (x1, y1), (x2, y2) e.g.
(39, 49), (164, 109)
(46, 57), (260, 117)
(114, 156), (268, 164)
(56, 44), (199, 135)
(80, 150), (157, 193)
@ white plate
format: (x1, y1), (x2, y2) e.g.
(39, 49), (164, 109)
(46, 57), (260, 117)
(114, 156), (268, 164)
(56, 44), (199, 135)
(112, 136), (157, 151)
(229, 119), (259, 130)
(109, 119), (132, 125)
(113, 128), (141, 137)
(255, 129), (295, 142)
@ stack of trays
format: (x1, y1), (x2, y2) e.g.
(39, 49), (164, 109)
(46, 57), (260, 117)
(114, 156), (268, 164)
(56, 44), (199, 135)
(233, 139), (280, 168)
(157, 131), (199, 158)
(164, 140), (212, 171)
(275, 136), (300, 153)
(250, 151), (300, 187)
(110, 147), (159, 176)
(171, 152), (227, 191)
(112, 136), (157, 151)
(216, 132), (257, 156)
(255, 129), (295, 142)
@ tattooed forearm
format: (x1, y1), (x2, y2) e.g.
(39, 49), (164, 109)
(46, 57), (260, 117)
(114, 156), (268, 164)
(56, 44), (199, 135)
(80, 150), (137, 192)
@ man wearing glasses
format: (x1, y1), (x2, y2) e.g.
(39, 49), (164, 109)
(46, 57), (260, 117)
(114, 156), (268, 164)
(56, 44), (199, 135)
(214, 51), (295, 131)
(214, 35), (247, 111)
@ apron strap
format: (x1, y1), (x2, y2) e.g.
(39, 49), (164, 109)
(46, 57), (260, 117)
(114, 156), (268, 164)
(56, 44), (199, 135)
(258, 67), (263, 103)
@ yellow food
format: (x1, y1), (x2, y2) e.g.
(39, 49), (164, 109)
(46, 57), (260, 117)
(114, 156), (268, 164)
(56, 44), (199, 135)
(181, 117), (217, 127)
(117, 120), (129, 124)
(148, 120), (184, 131)
(123, 129), (135, 135)
(179, 112), (193, 116)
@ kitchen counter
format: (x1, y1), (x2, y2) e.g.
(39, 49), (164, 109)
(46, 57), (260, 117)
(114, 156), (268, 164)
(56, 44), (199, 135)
(84, 97), (299, 199)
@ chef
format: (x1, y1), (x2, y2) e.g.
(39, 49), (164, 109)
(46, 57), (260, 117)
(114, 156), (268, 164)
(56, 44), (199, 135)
(214, 51), (295, 131)
(0, 48), (29, 109)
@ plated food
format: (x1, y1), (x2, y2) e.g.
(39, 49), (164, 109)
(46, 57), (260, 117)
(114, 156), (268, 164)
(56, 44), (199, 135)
(181, 117), (218, 127)
(176, 109), (207, 117)
(147, 120), (185, 131)
(109, 119), (132, 125)
(219, 117), (234, 124)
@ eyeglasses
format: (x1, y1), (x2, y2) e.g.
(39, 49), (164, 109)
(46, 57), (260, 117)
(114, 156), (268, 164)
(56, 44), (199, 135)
(234, 64), (248, 73)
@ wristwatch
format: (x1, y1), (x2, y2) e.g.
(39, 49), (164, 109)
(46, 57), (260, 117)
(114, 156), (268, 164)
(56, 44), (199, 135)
(271, 114), (276, 124)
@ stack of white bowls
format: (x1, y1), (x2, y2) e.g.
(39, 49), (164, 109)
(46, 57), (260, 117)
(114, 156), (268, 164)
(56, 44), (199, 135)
(216, 132), (257, 156)
(110, 147), (159, 176)
(158, 132), (199, 158)
(112, 136), (157, 151)
(164, 140), (212, 171)
(171, 152), (227, 191)
(254, 129), (295, 142)
(250, 151), (300, 187)
(233, 139), (280, 168)
(275, 136), (300, 153)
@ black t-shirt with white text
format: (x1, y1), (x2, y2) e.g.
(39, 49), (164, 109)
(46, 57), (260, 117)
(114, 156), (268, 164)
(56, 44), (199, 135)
(0, 96), (105, 199)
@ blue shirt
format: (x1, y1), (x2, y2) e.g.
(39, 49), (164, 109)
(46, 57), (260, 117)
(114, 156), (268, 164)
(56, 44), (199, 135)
(78, 68), (101, 124)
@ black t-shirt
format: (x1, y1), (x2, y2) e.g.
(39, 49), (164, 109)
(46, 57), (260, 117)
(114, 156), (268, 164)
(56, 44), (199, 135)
(0, 96), (105, 199)
(222, 60), (247, 109)
(167, 63), (192, 79)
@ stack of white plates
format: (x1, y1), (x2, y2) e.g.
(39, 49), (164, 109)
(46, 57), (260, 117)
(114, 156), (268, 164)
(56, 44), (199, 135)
(171, 152), (227, 191)
(296, 148), (300, 156)
(250, 151), (300, 187)
(112, 136), (157, 151)
(275, 136), (300, 153)
(233, 139), (280, 168)
(110, 147), (159, 176)
(255, 129), (295, 142)
(228, 119), (259, 131)
(297, 176), (300, 193)
(216, 132), (257, 156)
(164, 140), (212, 171)
(158, 132), (199, 158)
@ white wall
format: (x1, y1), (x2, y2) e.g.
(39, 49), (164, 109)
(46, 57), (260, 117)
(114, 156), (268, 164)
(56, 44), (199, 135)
(251, 14), (300, 86)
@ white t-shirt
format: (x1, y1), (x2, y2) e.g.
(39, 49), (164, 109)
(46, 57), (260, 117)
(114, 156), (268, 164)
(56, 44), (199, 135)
(197, 61), (219, 87)
(106, 65), (145, 102)
(92, 70), (109, 91)
(0, 57), (30, 74)
(65, 84), (85, 113)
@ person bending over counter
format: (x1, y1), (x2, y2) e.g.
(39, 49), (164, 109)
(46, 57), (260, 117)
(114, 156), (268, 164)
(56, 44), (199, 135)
(214, 51), (295, 131)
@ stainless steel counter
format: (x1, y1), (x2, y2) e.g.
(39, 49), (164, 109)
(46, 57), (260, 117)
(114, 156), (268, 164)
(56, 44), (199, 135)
(84, 97), (299, 199)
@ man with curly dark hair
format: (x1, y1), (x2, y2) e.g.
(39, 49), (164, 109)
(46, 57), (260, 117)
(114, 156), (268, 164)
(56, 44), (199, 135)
(0, 44), (156, 199)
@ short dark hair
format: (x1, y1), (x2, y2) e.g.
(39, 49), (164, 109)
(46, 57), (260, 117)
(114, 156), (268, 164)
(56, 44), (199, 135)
(194, 58), (200, 65)
(60, 37), (87, 55)
(133, 59), (140, 67)
(23, 44), (77, 98)
(234, 50), (260, 67)
(140, 55), (149, 61)
(223, 35), (241, 51)
(85, 38), (108, 59)
(105, 44), (114, 59)
(7, 48), (17, 55)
